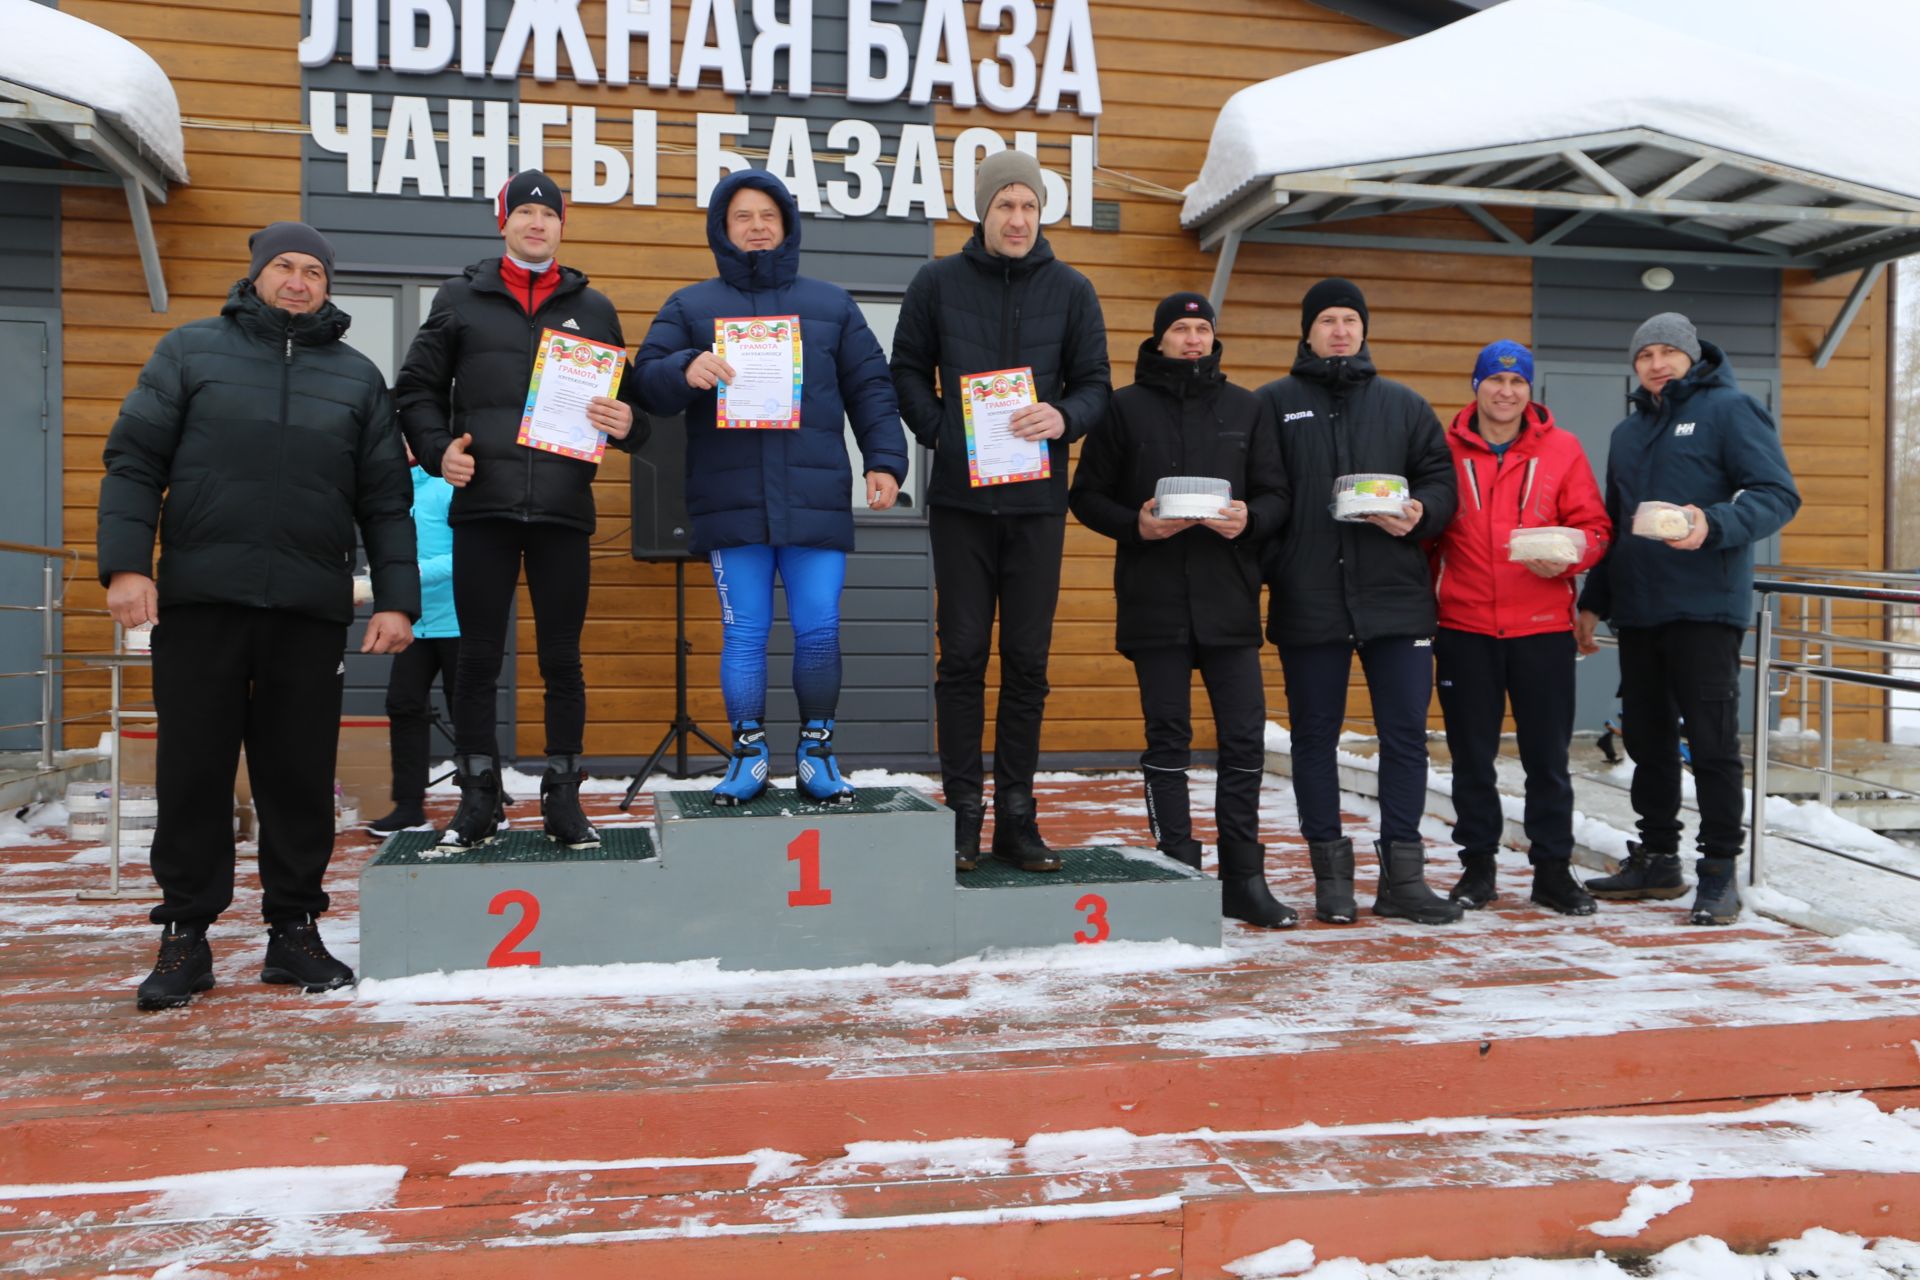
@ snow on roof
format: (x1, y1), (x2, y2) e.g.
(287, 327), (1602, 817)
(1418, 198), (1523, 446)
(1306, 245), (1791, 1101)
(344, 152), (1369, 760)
(3, 0), (188, 184)
(1181, 0), (1920, 227)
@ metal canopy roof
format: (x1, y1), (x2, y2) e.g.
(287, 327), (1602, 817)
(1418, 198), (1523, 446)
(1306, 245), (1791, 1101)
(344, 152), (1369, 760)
(1194, 126), (1920, 366)
(0, 78), (175, 311)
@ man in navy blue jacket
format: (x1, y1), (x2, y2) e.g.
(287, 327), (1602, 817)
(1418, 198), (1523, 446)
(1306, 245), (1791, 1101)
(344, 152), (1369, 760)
(1575, 312), (1800, 925)
(634, 170), (907, 806)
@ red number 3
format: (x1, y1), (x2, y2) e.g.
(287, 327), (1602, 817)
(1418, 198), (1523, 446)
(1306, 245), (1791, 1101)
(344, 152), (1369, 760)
(1074, 892), (1109, 945)
(487, 889), (543, 967)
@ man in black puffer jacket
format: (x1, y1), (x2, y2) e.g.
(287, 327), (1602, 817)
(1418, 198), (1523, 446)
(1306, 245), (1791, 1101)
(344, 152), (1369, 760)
(1071, 293), (1294, 928)
(98, 222), (419, 1010)
(890, 149), (1111, 873)
(396, 171), (648, 851)
(1259, 278), (1461, 927)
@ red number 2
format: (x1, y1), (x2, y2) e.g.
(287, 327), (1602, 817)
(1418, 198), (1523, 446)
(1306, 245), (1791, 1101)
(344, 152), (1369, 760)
(487, 889), (543, 967)
(1074, 893), (1110, 945)
(787, 828), (832, 907)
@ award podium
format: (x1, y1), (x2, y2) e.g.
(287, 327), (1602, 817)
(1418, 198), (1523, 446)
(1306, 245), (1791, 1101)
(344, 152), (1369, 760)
(359, 788), (1221, 979)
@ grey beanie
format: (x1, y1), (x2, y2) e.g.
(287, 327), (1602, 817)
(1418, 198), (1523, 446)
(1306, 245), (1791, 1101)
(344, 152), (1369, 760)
(974, 149), (1047, 219)
(1630, 311), (1700, 363)
(248, 221), (335, 284)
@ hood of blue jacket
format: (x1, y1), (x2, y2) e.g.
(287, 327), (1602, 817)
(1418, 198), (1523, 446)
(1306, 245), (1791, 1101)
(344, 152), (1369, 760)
(707, 170), (802, 293)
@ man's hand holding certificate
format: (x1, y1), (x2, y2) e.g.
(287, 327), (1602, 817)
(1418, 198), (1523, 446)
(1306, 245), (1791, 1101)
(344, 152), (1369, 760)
(517, 329), (628, 464)
(962, 367), (1051, 487)
(715, 315), (802, 429)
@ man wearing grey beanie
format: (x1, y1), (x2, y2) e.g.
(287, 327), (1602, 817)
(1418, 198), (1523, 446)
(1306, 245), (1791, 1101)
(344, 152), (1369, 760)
(891, 147), (1111, 874)
(1576, 310), (1800, 926)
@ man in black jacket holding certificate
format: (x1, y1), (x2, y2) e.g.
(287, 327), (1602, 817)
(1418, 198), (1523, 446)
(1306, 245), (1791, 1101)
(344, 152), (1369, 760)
(1071, 293), (1295, 927)
(890, 150), (1111, 873)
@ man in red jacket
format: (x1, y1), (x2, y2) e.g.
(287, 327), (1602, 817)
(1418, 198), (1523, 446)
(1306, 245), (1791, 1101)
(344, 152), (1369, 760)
(1430, 341), (1610, 915)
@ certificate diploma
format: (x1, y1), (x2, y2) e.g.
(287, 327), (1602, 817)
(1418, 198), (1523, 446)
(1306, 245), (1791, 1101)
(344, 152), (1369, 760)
(715, 315), (802, 429)
(961, 366), (1049, 487)
(516, 329), (626, 464)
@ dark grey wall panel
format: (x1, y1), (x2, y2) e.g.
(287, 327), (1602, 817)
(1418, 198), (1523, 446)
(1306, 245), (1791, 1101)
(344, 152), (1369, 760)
(0, 156), (60, 309)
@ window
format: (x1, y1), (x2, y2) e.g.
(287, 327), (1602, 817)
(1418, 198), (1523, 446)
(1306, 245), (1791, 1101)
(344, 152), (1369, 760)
(846, 298), (924, 519)
(330, 280), (441, 384)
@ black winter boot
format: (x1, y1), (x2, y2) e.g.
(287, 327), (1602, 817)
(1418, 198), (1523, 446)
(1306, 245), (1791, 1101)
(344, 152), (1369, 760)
(541, 754), (600, 847)
(1689, 856), (1741, 926)
(991, 786), (1060, 872)
(1308, 838), (1357, 924)
(438, 754), (502, 848)
(136, 922), (214, 1011)
(1218, 840), (1298, 929)
(365, 802), (430, 835)
(952, 800), (984, 872)
(1530, 859), (1597, 916)
(1162, 839), (1204, 870)
(1585, 841), (1687, 900)
(1449, 852), (1500, 909)
(1373, 840), (1465, 924)
(261, 917), (355, 992)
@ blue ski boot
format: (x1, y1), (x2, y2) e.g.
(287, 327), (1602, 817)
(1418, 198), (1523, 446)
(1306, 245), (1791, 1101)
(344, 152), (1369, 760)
(795, 719), (856, 805)
(711, 720), (770, 807)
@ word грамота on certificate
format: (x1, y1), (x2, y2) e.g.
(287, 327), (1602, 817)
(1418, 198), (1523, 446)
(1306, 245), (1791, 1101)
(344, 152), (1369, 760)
(962, 367), (1048, 487)
(716, 315), (802, 429)
(517, 329), (626, 464)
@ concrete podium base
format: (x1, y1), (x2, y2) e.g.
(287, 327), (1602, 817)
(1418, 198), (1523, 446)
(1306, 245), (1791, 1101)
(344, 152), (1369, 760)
(360, 788), (1222, 979)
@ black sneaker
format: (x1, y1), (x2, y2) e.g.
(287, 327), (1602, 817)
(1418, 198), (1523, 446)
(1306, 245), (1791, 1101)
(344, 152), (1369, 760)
(136, 923), (214, 1011)
(438, 754), (502, 849)
(1449, 853), (1500, 909)
(952, 802), (984, 872)
(261, 918), (355, 992)
(1530, 860), (1598, 916)
(541, 754), (600, 848)
(365, 803), (430, 835)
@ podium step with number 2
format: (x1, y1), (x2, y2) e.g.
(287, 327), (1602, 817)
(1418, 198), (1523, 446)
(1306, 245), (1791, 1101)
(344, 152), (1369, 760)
(359, 787), (1221, 980)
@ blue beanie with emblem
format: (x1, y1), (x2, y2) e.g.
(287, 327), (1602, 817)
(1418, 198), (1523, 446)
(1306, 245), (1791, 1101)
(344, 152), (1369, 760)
(1472, 339), (1534, 390)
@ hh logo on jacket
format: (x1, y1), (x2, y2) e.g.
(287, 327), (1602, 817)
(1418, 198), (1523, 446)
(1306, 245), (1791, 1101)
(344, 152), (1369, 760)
(1675, 422), (1696, 436)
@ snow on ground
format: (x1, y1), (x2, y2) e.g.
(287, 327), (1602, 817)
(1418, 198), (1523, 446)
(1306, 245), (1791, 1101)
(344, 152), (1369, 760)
(1225, 1230), (1920, 1279)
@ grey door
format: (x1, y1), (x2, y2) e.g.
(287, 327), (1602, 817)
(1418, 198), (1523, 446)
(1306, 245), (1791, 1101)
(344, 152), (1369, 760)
(1535, 361), (1779, 738)
(0, 316), (54, 750)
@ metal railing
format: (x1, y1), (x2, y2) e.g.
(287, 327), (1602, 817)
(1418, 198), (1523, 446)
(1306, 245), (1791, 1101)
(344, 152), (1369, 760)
(0, 539), (93, 768)
(1749, 567), (1920, 888)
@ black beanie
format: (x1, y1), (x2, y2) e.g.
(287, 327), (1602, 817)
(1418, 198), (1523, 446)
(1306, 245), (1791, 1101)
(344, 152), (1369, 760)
(248, 221), (335, 285)
(1301, 277), (1369, 337)
(1153, 292), (1216, 342)
(496, 169), (565, 228)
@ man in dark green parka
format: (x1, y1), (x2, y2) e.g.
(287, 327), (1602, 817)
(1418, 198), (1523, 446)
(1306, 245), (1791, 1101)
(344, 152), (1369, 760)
(97, 221), (418, 1011)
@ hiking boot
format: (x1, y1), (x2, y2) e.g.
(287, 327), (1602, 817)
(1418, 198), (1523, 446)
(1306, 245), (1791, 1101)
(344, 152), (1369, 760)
(1689, 856), (1741, 926)
(261, 917), (355, 992)
(136, 923), (214, 1011)
(438, 754), (502, 848)
(1308, 838), (1357, 924)
(1585, 841), (1687, 900)
(991, 787), (1060, 872)
(712, 720), (770, 807)
(795, 719), (856, 805)
(365, 803), (430, 836)
(1373, 840), (1465, 925)
(541, 754), (599, 847)
(1449, 852), (1500, 909)
(1530, 859), (1597, 916)
(952, 800), (984, 872)
(1219, 840), (1298, 929)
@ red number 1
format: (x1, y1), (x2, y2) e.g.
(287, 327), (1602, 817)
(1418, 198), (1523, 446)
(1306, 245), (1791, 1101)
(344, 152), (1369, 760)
(1074, 893), (1110, 945)
(787, 829), (832, 907)
(487, 889), (543, 967)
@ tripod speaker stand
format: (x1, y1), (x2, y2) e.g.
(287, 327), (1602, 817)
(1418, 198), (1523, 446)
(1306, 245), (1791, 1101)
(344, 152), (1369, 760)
(620, 559), (729, 809)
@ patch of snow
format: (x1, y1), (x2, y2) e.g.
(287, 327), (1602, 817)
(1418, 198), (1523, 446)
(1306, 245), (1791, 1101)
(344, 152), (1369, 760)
(1225, 1239), (1316, 1278)
(1264, 721), (1292, 753)
(1583, 1180), (1694, 1237)
(6, 4), (189, 182)
(1827, 927), (1920, 977)
(1184, 0), (1920, 225)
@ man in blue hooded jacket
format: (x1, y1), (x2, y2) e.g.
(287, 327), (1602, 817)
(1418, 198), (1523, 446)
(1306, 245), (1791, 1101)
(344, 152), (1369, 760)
(1575, 312), (1800, 925)
(633, 170), (907, 805)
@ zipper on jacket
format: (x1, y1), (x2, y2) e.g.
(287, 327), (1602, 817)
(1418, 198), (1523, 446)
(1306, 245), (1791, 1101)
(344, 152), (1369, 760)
(268, 331), (293, 605)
